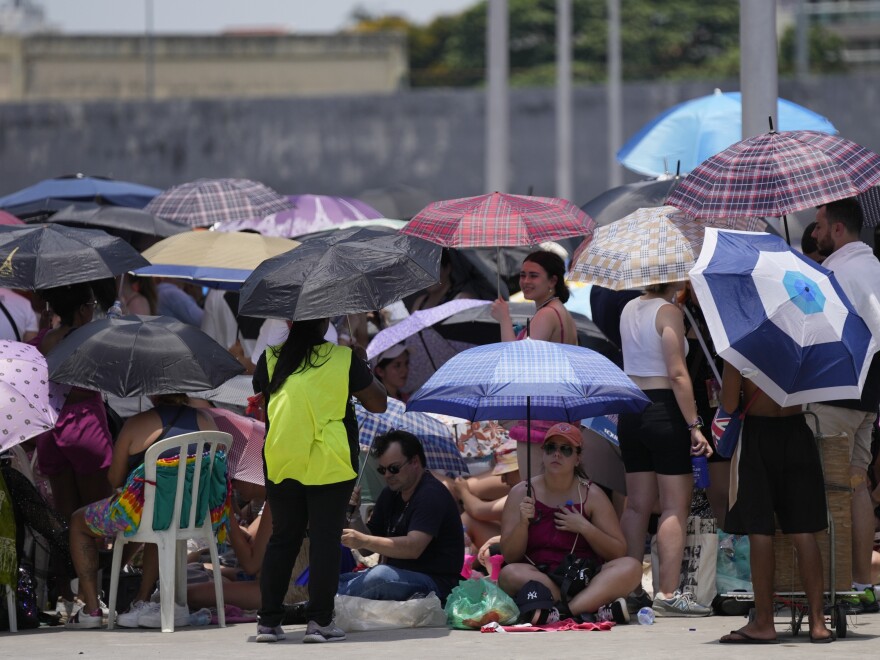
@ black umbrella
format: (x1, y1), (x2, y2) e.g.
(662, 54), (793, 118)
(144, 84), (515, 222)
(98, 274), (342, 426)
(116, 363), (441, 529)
(239, 225), (441, 320)
(0, 223), (149, 290)
(581, 177), (682, 227)
(47, 315), (244, 397)
(38, 205), (189, 239)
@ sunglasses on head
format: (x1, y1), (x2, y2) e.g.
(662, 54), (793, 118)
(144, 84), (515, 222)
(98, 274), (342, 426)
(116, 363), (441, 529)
(376, 461), (405, 476)
(542, 442), (575, 457)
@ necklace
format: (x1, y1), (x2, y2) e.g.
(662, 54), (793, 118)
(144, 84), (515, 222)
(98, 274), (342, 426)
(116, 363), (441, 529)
(535, 295), (558, 311)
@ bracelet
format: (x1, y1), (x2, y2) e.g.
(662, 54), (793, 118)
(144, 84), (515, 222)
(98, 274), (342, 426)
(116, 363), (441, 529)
(687, 417), (704, 431)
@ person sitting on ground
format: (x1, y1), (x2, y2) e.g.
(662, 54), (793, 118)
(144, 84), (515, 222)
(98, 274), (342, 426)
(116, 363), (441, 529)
(372, 344), (410, 403)
(340, 430), (464, 602)
(718, 362), (833, 644)
(497, 423), (642, 625)
(455, 439), (520, 550)
(67, 393), (217, 629)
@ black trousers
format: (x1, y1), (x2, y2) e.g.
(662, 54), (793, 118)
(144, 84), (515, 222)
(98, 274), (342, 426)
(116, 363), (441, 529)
(257, 477), (355, 627)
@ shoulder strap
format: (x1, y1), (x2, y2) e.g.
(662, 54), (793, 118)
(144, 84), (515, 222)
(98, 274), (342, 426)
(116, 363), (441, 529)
(740, 390), (761, 418)
(0, 299), (20, 342)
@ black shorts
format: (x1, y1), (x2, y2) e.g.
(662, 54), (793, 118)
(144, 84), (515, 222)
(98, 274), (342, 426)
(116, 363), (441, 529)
(618, 389), (692, 476)
(724, 414), (827, 536)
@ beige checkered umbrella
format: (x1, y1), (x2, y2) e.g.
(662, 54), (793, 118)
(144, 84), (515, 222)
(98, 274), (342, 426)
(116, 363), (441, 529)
(567, 205), (766, 291)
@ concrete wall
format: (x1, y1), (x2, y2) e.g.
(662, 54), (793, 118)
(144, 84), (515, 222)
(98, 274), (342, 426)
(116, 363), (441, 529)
(0, 73), (877, 210)
(0, 33), (408, 101)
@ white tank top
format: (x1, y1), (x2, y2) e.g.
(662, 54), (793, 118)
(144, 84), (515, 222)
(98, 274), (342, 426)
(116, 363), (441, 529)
(620, 297), (689, 378)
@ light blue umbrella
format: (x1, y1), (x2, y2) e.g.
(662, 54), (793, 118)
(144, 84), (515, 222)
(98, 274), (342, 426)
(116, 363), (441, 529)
(407, 339), (648, 490)
(617, 89), (837, 178)
(689, 228), (877, 406)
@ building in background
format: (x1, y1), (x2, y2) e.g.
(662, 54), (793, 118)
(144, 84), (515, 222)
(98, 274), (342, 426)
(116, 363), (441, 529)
(0, 31), (408, 102)
(779, 0), (880, 68)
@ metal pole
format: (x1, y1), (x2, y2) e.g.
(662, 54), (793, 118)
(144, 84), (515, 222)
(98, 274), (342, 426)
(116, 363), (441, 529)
(486, 0), (509, 192)
(556, 0), (573, 200)
(740, 0), (778, 139)
(795, 0), (809, 80)
(145, 0), (155, 99)
(607, 0), (623, 187)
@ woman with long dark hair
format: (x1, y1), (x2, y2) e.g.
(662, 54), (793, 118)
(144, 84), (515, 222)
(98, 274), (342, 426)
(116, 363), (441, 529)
(251, 318), (386, 643)
(491, 250), (578, 476)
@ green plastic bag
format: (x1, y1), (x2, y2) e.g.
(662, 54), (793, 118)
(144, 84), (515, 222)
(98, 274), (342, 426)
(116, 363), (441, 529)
(444, 577), (519, 630)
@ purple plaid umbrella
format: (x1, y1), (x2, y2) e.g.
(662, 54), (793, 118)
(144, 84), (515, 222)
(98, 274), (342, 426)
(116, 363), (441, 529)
(666, 130), (880, 220)
(145, 178), (291, 228)
(365, 299), (491, 362)
(214, 194), (384, 238)
(0, 340), (69, 451)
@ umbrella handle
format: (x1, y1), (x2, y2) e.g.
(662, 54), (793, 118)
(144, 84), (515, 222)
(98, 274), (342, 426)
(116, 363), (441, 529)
(525, 395), (532, 498)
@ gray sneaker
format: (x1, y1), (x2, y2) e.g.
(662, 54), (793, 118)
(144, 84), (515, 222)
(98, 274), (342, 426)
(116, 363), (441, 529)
(652, 590), (711, 617)
(255, 624), (286, 643)
(302, 619), (346, 643)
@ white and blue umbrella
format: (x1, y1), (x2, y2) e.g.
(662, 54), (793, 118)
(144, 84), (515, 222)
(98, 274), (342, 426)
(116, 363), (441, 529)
(689, 228), (878, 406)
(407, 338), (648, 421)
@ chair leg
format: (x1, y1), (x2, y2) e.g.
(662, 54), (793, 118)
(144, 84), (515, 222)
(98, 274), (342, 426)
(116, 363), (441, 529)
(158, 540), (177, 632)
(107, 537), (127, 630)
(5, 585), (16, 633)
(175, 541), (187, 607)
(205, 536), (226, 627)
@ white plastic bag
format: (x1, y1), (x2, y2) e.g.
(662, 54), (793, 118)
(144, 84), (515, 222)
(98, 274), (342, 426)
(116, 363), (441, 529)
(334, 593), (448, 632)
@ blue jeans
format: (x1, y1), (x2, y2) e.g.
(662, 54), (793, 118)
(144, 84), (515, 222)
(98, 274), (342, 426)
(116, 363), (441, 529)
(337, 565), (439, 601)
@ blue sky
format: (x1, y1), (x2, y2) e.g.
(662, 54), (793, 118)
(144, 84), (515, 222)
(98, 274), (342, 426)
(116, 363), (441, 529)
(39, 1), (477, 33)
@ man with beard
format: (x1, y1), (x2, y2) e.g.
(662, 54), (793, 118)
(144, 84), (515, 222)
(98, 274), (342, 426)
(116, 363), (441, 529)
(811, 197), (880, 614)
(340, 430), (464, 602)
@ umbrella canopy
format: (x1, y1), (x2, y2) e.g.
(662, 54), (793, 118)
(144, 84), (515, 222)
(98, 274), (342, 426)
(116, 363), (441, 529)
(689, 228), (877, 406)
(214, 194), (384, 238)
(858, 185), (880, 228)
(238, 225), (441, 320)
(0, 211), (23, 226)
(0, 223), (149, 290)
(365, 299), (491, 361)
(617, 90), (838, 178)
(356, 397), (469, 475)
(568, 206), (767, 291)
(0, 340), (68, 451)
(401, 192), (595, 248)
(46, 315), (244, 397)
(205, 408), (265, 487)
(581, 177), (682, 227)
(666, 130), (880, 220)
(43, 205), (189, 239)
(133, 230), (299, 289)
(190, 373), (253, 412)
(407, 338), (649, 421)
(0, 174), (160, 218)
(145, 178), (291, 228)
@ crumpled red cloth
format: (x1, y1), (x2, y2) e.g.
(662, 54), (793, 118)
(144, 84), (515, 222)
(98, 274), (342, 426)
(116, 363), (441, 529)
(481, 618), (615, 633)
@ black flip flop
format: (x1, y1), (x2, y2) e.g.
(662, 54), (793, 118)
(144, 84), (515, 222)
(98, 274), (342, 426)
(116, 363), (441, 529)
(719, 629), (780, 644)
(809, 632), (835, 644)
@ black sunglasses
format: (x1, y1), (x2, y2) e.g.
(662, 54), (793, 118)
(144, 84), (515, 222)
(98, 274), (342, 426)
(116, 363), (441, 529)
(542, 442), (575, 458)
(376, 461), (405, 476)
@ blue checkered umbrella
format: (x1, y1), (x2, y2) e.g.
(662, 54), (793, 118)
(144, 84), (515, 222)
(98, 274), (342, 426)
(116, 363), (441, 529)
(356, 396), (468, 475)
(406, 339), (648, 489)
(689, 228), (878, 406)
(407, 338), (649, 421)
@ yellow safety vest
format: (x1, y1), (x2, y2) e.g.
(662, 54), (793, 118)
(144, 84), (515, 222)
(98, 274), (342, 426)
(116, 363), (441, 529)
(264, 342), (356, 486)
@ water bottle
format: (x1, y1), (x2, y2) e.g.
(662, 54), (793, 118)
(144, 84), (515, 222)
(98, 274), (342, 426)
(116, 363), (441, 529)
(691, 455), (710, 489)
(637, 607), (655, 625)
(189, 607), (212, 626)
(107, 299), (124, 319)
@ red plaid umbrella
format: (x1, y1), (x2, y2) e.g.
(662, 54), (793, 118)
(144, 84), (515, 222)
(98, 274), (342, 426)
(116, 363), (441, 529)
(666, 130), (880, 220)
(401, 192), (595, 248)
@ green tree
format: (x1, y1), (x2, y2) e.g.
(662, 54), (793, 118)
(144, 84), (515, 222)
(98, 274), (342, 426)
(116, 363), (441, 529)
(778, 24), (847, 75)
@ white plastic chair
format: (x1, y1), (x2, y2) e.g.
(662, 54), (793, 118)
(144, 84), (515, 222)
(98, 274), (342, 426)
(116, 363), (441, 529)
(107, 431), (231, 632)
(3, 583), (15, 632)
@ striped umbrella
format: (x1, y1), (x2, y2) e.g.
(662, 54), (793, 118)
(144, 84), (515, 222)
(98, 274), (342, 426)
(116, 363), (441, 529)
(666, 130), (880, 220)
(146, 178), (291, 228)
(401, 192), (594, 248)
(568, 205), (767, 291)
(205, 408), (265, 487)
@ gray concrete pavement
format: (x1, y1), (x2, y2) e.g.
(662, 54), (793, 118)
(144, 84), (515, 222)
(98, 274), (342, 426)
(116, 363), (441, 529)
(2, 610), (878, 659)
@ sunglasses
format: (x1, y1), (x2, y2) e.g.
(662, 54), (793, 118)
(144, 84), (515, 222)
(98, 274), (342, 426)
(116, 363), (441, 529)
(542, 442), (575, 458)
(376, 461), (405, 476)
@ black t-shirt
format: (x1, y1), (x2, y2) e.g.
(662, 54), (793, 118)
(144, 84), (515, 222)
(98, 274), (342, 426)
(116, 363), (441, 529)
(367, 471), (464, 599)
(252, 342), (374, 472)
